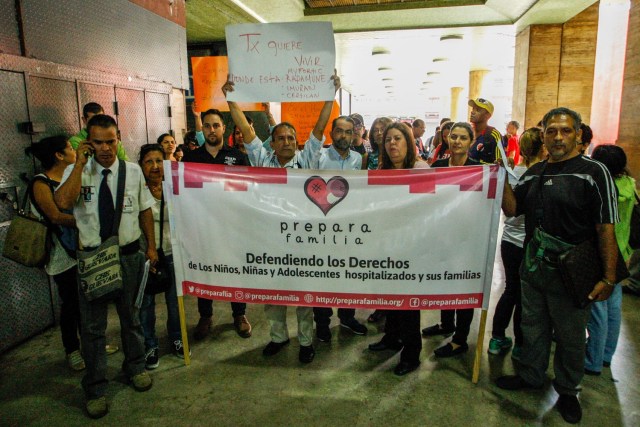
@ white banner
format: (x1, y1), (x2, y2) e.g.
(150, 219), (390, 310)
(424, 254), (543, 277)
(165, 162), (504, 310)
(225, 22), (336, 102)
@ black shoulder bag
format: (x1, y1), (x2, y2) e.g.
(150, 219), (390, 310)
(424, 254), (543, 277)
(534, 165), (629, 308)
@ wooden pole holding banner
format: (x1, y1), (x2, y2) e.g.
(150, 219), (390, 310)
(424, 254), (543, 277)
(178, 296), (191, 366)
(472, 309), (488, 383)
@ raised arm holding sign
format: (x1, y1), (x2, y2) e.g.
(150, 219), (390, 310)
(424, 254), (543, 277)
(223, 72), (341, 168)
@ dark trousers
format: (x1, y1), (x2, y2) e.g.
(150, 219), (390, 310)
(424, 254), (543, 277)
(491, 240), (524, 345)
(441, 308), (474, 346)
(384, 310), (421, 364)
(313, 307), (355, 327)
(197, 298), (246, 318)
(78, 252), (146, 399)
(52, 267), (81, 354)
(518, 228), (591, 395)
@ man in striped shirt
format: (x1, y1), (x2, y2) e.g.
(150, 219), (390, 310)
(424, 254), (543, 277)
(497, 107), (618, 424)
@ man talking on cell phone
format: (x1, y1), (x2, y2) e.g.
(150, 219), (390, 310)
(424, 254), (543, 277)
(55, 114), (157, 419)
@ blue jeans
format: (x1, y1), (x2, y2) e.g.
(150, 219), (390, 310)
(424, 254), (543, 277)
(585, 284), (622, 371)
(140, 255), (181, 350)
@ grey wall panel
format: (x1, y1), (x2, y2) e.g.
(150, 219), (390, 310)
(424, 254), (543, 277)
(21, 0), (188, 89)
(145, 92), (170, 144)
(115, 88), (147, 158)
(27, 76), (79, 140)
(0, 0), (21, 56)
(78, 82), (116, 124)
(0, 71), (32, 222)
(0, 225), (54, 354)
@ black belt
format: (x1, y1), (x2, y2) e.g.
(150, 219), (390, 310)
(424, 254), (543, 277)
(82, 240), (140, 255)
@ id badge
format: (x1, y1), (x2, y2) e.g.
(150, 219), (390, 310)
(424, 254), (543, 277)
(122, 195), (134, 213)
(81, 186), (95, 202)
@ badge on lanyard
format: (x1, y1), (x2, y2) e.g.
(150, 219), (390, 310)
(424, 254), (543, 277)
(122, 195), (134, 213)
(81, 186), (95, 202)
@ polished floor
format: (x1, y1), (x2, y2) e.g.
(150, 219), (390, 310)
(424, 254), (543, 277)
(1, 258), (639, 426)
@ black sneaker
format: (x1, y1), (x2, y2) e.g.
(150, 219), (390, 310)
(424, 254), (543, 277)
(145, 348), (159, 370)
(422, 324), (455, 337)
(495, 375), (539, 390)
(340, 317), (368, 335)
(262, 339), (290, 356)
(173, 340), (191, 359)
(316, 325), (332, 342)
(556, 394), (582, 424)
(299, 345), (315, 363)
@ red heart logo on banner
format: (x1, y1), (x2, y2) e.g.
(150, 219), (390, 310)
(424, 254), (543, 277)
(304, 176), (349, 215)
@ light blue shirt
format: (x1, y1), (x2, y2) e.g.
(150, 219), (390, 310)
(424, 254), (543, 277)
(245, 134), (326, 169)
(317, 144), (362, 171)
(245, 133), (361, 171)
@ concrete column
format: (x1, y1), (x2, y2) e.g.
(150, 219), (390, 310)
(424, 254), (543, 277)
(618, 0), (640, 180)
(468, 70), (488, 100)
(468, 70), (488, 120)
(450, 87), (463, 121)
(590, 1), (630, 146)
(511, 3), (599, 130)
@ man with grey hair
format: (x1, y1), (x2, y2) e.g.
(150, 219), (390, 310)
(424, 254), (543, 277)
(497, 107), (618, 424)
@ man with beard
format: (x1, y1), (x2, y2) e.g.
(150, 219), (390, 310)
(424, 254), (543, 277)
(182, 109), (253, 341)
(312, 115), (368, 341)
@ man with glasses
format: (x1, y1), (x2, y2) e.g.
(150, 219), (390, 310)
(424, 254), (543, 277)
(468, 98), (502, 164)
(181, 108), (253, 341)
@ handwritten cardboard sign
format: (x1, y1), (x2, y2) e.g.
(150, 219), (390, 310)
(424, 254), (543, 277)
(281, 100), (340, 144)
(225, 22), (336, 103)
(191, 56), (262, 112)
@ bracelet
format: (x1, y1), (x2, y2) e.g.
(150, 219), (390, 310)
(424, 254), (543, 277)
(601, 278), (615, 287)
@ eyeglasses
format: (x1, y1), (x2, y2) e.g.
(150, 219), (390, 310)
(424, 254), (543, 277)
(477, 98), (487, 104)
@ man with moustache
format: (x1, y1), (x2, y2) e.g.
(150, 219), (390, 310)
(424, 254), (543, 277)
(222, 75), (340, 362)
(497, 107), (618, 424)
(181, 109), (253, 340)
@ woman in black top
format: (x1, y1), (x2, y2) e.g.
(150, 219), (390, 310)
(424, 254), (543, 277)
(423, 122), (479, 357)
(367, 122), (428, 376)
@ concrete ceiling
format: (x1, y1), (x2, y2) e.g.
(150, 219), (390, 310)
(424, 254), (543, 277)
(186, 0), (598, 109)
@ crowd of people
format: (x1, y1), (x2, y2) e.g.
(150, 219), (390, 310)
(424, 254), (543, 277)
(22, 73), (636, 423)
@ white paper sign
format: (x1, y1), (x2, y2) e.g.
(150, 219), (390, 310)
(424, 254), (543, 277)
(225, 22), (336, 102)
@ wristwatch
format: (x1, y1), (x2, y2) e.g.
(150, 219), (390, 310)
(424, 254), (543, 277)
(601, 278), (615, 287)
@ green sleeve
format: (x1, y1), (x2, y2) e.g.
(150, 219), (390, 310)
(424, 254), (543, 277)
(116, 141), (129, 161)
